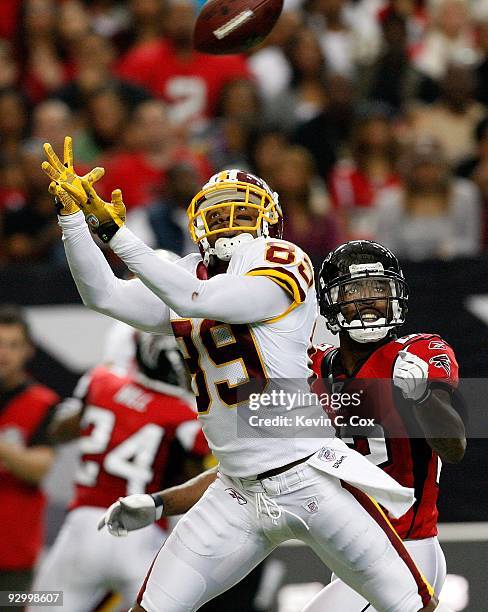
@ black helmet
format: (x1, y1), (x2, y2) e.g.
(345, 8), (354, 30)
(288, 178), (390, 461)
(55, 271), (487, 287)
(135, 332), (189, 392)
(317, 240), (408, 343)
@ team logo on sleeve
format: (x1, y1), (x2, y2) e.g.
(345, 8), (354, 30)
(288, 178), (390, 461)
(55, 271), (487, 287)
(428, 340), (447, 350)
(429, 354), (451, 376)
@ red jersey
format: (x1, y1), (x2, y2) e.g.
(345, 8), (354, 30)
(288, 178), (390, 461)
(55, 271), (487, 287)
(116, 38), (250, 122)
(328, 160), (400, 210)
(310, 333), (459, 540)
(0, 0), (20, 40)
(68, 367), (208, 527)
(0, 382), (59, 570)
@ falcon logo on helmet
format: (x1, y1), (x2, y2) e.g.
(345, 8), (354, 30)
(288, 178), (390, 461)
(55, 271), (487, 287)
(317, 241), (409, 344)
(187, 169), (283, 264)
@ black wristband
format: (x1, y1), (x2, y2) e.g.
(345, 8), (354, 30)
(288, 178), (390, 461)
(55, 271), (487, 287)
(151, 493), (164, 509)
(150, 493), (165, 519)
(93, 221), (121, 243)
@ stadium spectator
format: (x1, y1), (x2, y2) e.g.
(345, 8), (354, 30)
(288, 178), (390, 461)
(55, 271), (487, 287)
(374, 136), (482, 259)
(87, 0), (130, 43)
(2, 145), (65, 266)
(305, 0), (381, 77)
(116, 0), (250, 126)
(408, 62), (486, 165)
(273, 145), (341, 258)
(2, 0), (488, 269)
(0, 0), (21, 42)
(414, 0), (477, 84)
(457, 117), (488, 248)
(0, 39), (19, 89)
(0, 100), (77, 264)
(0, 157), (27, 231)
(53, 31), (150, 115)
(247, 11), (301, 101)
(214, 77), (262, 127)
(195, 78), (263, 171)
(56, 0), (91, 52)
(0, 306), (58, 595)
(456, 116), (488, 179)
(132, 161), (201, 254)
(74, 86), (130, 164)
(0, 88), (29, 161)
(360, 11), (421, 112)
(0, 187), (62, 264)
(111, 0), (165, 54)
(16, 0), (71, 104)
(97, 100), (212, 210)
(28, 99), (74, 156)
(376, 0), (428, 55)
(264, 28), (328, 134)
(293, 72), (354, 178)
(248, 129), (290, 187)
(473, 8), (488, 107)
(328, 105), (401, 239)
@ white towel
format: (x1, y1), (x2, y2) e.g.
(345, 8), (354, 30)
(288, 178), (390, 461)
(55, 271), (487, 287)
(307, 438), (415, 518)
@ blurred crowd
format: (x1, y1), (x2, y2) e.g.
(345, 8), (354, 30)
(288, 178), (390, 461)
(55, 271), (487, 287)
(1, 0), (488, 265)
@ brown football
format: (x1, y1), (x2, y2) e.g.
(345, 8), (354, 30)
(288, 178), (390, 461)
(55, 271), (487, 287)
(193, 0), (284, 55)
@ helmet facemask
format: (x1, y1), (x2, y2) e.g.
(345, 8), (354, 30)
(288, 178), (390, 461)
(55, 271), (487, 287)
(319, 265), (408, 343)
(187, 171), (282, 264)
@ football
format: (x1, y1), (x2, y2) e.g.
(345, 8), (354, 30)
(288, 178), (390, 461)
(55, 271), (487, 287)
(193, 0), (284, 55)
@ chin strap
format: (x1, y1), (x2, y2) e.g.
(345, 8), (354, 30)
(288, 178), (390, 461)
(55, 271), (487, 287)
(212, 233), (254, 261)
(346, 318), (392, 343)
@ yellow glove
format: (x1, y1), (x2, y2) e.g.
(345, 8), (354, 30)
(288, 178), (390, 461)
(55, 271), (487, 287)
(62, 179), (126, 243)
(41, 136), (105, 215)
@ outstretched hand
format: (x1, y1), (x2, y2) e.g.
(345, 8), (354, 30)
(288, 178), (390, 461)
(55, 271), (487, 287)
(41, 136), (105, 215)
(62, 178), (126, 243)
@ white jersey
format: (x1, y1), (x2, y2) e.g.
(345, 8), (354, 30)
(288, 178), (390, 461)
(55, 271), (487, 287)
(171, 237), (329, 477)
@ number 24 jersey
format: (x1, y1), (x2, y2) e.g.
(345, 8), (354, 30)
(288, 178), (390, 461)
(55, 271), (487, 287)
(69, 366), (208, 518)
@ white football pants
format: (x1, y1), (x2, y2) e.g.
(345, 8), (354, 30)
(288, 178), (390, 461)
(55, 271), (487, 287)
(30, 506), (165, 612)
(137, 464), (433, 612)
(303, 535), (446, 612)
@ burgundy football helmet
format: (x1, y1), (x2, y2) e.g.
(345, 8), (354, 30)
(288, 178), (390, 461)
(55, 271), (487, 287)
(187, 169), (283, 263)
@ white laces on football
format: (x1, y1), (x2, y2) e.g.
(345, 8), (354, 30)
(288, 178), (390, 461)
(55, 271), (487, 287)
(255, 491), (309, 531)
